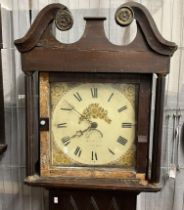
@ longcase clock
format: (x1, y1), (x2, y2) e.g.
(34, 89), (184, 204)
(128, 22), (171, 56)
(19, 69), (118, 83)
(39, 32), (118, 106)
(15, 2), (177, 210)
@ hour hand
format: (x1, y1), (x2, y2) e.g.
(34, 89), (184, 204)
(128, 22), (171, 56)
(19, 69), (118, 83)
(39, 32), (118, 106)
(61, 131), (84, 146)
(73, 130), (83, 138)
(61, 131), (83, 146)
(72, 125), (91, 138)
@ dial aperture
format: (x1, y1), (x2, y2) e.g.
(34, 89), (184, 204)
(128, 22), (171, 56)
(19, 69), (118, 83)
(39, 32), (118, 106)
(51, 83), (136, 166)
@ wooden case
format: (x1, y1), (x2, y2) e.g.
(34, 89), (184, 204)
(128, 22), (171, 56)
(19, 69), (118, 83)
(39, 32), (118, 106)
(14, 2), (177, 192)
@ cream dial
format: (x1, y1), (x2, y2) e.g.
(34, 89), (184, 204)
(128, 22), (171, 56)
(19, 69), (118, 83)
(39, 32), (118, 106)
(51, 83), (135, 165)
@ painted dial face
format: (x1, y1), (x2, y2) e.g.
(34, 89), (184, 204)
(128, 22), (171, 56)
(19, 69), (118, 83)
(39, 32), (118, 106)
(51, 83), (135, 165)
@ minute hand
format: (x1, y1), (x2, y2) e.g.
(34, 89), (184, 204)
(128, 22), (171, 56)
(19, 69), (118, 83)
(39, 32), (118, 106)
(64, 100), (92, 124)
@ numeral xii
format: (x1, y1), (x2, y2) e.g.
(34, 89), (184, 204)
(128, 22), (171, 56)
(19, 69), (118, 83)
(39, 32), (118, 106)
(91, 88), (98, 98)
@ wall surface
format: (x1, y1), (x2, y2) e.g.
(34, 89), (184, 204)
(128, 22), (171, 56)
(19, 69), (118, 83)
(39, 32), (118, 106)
(0, 0), (184, 210)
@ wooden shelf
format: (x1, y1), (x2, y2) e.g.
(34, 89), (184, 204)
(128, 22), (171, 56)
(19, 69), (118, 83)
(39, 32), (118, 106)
(24, 175), (161, 192)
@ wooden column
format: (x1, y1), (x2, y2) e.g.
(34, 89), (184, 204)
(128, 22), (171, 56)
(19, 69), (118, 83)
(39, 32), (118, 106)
(151, 75), (166, 182)
(25, 73), (39, 175)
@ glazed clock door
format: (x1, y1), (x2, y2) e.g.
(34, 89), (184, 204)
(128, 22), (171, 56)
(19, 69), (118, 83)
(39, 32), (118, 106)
(39, 72), (151, 181)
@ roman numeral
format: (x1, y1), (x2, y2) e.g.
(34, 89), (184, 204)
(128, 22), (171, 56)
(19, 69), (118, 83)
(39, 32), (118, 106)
(92, 151), (98, 160)
(118, 105), (127, 113)
(122, 123), (133, 128)
(91, 88), (98, 98)
(73, 92), (82, 102)
(57, 123), (67, 128)
(74, 146), (82, 157)
(117, 136), (128, 145)
(108, 148), (115, 155)
(107, 93), (114, 102)
(62, 136), (71, 146)
(61, 108), (73, 111)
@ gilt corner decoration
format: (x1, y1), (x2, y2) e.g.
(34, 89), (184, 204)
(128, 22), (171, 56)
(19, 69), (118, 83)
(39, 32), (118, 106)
(15, 2), (177, 210)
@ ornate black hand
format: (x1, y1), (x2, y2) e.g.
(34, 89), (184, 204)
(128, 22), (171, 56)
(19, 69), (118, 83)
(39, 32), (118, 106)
(64, 100), (93, 124)
(61, 124), (92, 144)
(71, 125), (92, 139)
(61, 122), (103, 146)
(61, 101), (104, 141)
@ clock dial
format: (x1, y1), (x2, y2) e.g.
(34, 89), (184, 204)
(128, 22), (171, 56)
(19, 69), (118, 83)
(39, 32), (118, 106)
(51, 83), (136, 166)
